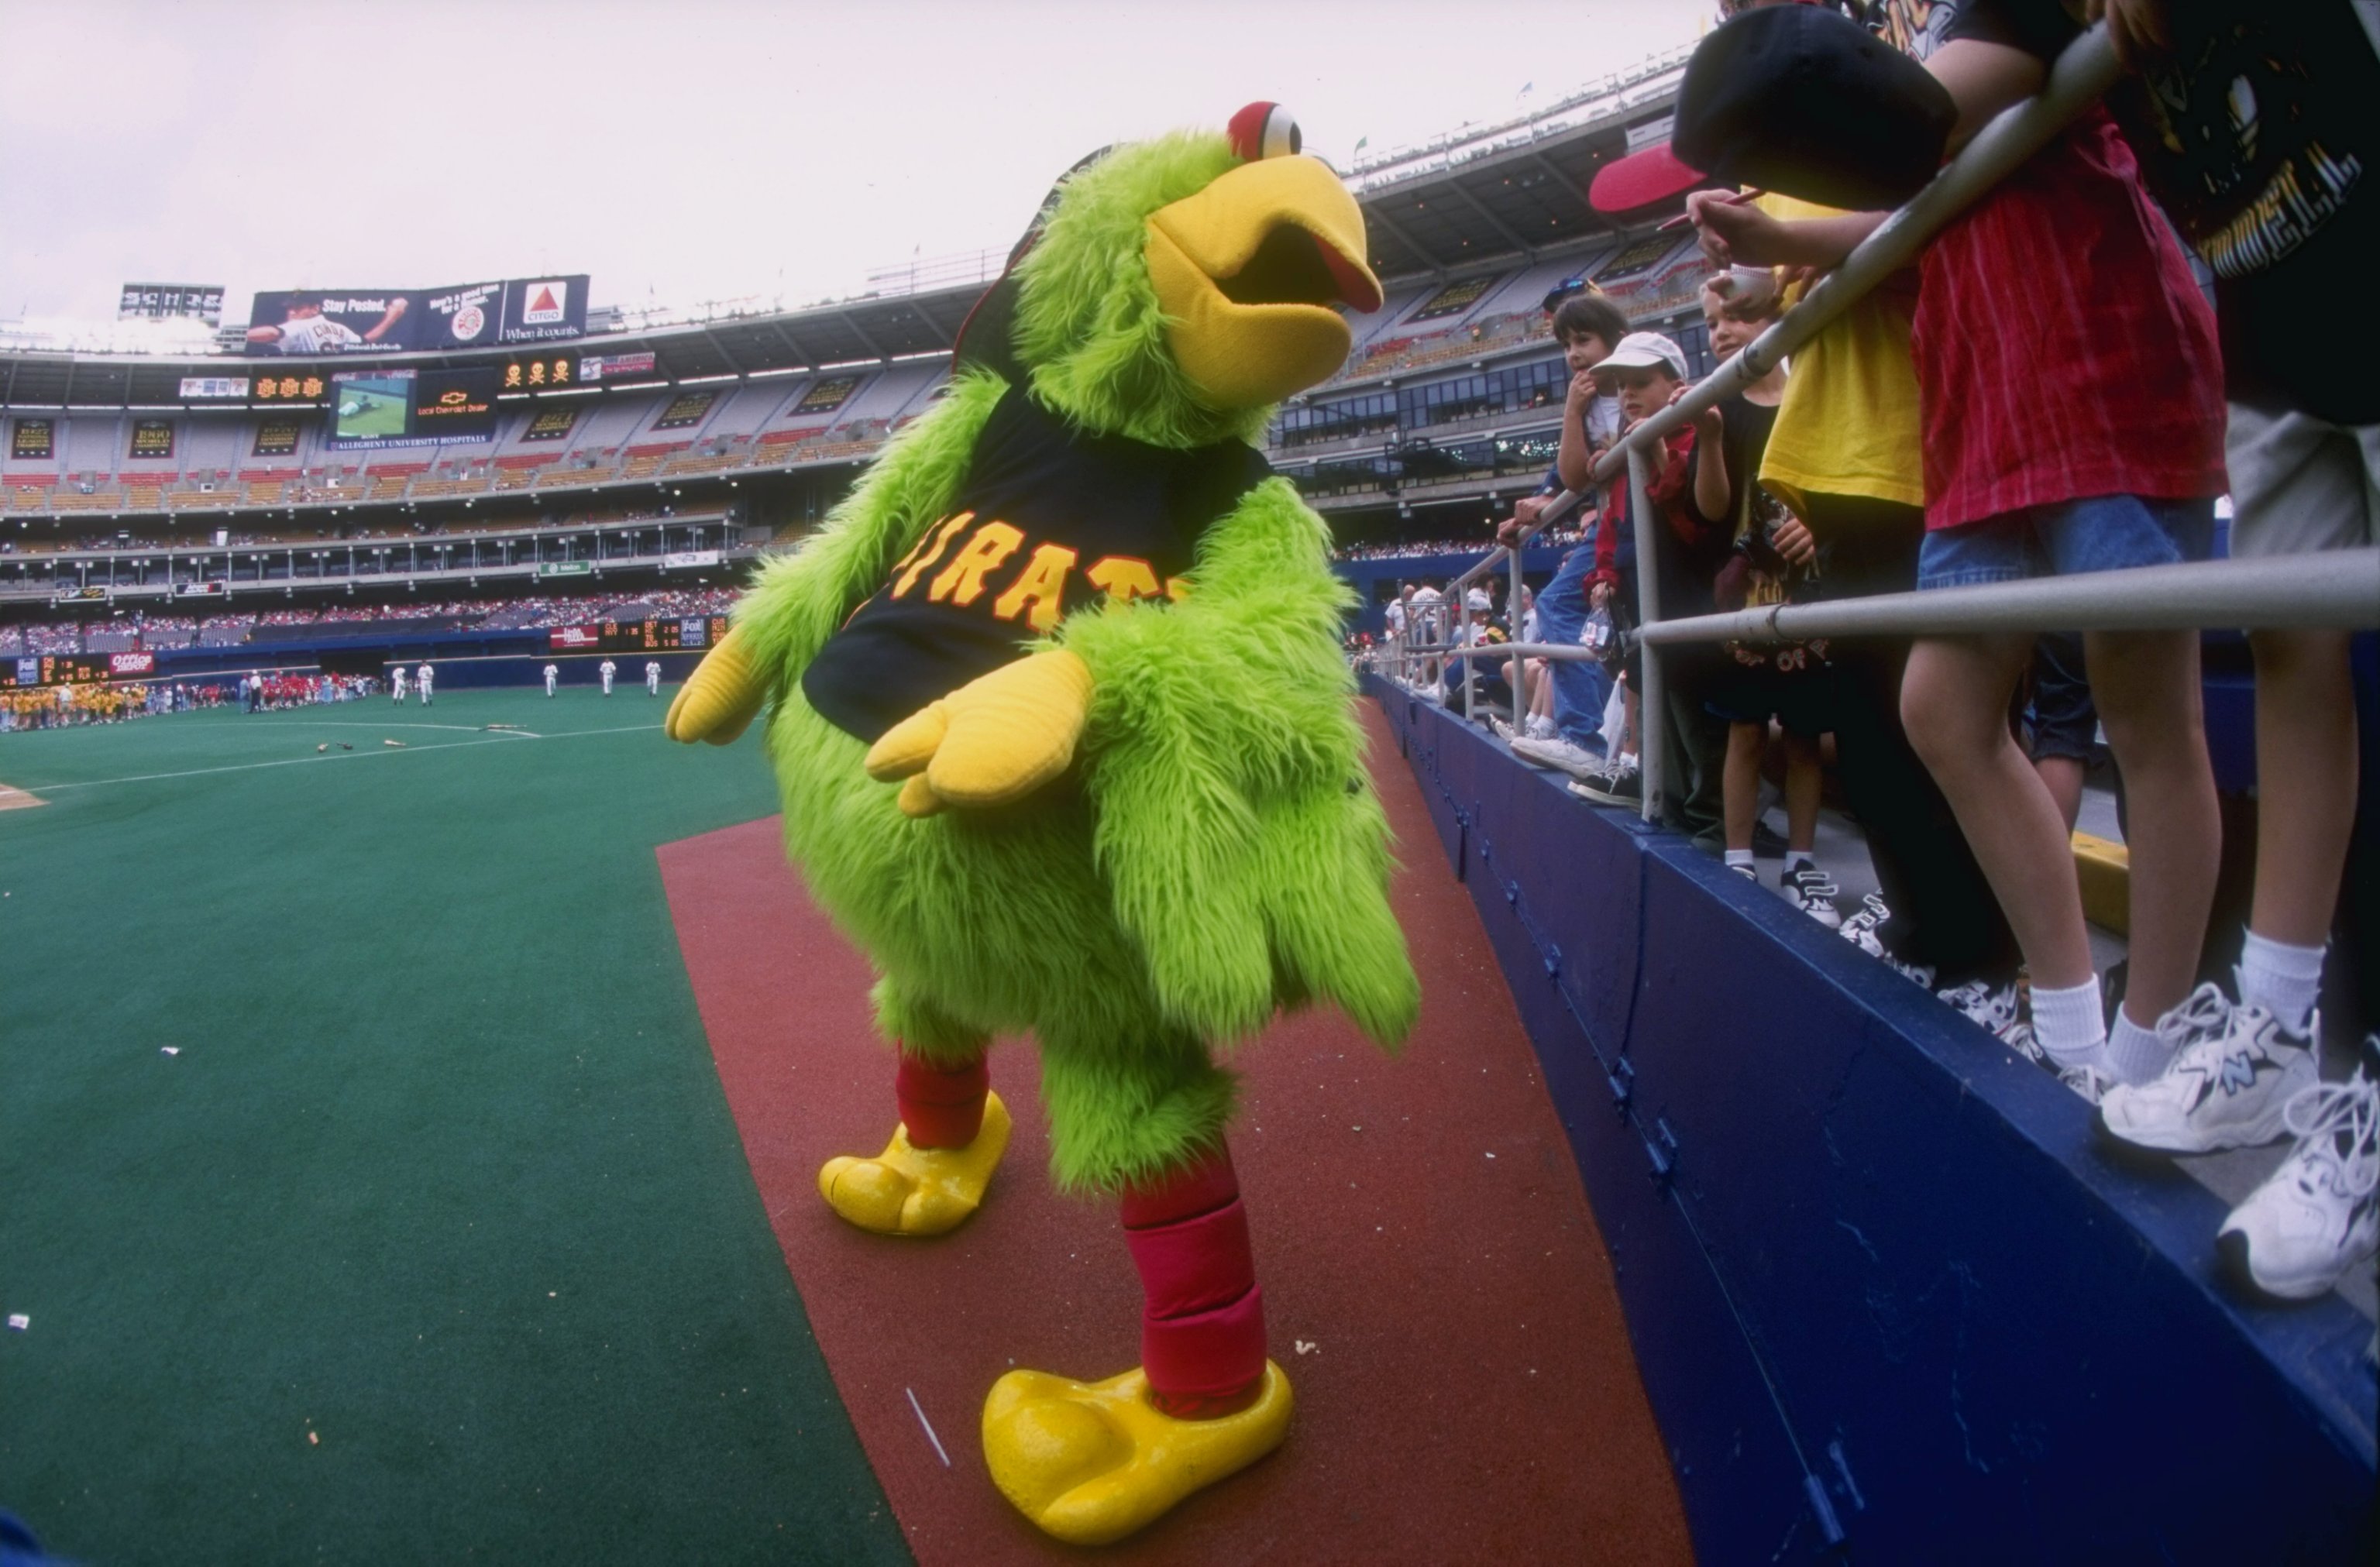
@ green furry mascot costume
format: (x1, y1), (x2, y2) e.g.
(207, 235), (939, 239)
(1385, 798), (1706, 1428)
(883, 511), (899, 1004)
(667, 102), (1417, 1545)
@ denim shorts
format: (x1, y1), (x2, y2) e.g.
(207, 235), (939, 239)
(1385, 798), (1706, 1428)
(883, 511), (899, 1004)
(1916, 493), (2215, 591)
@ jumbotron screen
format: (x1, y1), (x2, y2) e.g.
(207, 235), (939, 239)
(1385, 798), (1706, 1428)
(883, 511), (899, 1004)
(328, 367), (500, 450)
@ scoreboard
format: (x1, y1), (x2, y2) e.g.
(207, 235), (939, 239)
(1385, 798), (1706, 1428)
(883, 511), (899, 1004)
(5, 651), (154, 689)
(547, 616), (726, 655)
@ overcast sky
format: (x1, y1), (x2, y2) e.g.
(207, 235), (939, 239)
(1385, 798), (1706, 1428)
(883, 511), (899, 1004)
(0, 0), (1707, 326)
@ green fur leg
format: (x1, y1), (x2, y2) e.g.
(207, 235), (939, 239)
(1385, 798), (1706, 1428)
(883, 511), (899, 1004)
(872, 976), (992, 1067)
(1037, 1021), (1236, 1194)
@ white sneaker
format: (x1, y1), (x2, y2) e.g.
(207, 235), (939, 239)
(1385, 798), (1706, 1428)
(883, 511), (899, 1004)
(1998, 1019), (2052, 1069)
(1489, 716), (1519, 741)
(1780, 864), (1841, 930)
(1509, 734), (1608, 781)
(2096, 991), (2318, 1155)
(1838, 894), (1892, 957)
(2217, 1065), (2380, 1301)
(1835, 895), (1931, 986)
(1938, 978), (2021, 1036)
(1568, 752), (1641, 806)
(1999, 1020), (2109, 1101)
(2058, 1060), (2115, 1106)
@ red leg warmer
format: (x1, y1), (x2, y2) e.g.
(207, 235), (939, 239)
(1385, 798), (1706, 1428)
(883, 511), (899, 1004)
(895, 1052), (989, 1149)
(1120, 1143), (1266, 1418)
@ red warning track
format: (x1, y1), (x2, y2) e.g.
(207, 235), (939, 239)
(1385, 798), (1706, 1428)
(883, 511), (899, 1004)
(658, 707), (1691, 1563)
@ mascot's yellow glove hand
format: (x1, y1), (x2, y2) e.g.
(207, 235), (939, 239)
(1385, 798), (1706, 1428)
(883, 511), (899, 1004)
(663, 626), (768, 746)
(865, 649), (1093, 818)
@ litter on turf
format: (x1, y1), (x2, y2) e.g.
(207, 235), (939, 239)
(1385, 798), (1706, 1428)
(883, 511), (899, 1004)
(6, 1314), (27, 1332)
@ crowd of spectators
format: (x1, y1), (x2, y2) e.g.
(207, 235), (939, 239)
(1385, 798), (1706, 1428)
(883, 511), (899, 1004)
(1336, 527), (1584, 562)
(0, 504), (693, 558)
(0, 588), (741, 654)
(1373, 0), (2376, 1311)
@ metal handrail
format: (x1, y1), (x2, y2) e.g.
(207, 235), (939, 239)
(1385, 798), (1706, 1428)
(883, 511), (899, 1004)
(1402, 24), (2182, 820)
(1405, 551), (2380, 675)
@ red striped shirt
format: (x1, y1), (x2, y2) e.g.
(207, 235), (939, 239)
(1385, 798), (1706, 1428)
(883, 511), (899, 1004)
(1912, 109), (2227, 532)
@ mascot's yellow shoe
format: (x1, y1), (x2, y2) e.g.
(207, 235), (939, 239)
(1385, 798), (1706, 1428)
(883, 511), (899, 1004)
(982, 1360), (1293, 1545)
(817, 1091), (1011, 1235)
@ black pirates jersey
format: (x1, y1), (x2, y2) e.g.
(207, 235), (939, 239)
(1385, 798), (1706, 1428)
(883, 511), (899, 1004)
(802, 386), (1271, 742)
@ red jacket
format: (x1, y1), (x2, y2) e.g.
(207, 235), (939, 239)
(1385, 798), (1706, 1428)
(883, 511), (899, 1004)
(1587, 426), (1714, 590)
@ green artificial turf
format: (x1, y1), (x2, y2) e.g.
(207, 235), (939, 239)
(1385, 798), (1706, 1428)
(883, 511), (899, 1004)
(0, 690), (910, 1565)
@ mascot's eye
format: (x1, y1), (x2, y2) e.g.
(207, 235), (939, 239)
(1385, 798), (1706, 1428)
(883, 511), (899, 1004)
(1227, 101), (1302, 161)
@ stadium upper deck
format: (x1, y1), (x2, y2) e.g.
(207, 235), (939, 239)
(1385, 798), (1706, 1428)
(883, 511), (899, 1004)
(0, 52), (1702, 552)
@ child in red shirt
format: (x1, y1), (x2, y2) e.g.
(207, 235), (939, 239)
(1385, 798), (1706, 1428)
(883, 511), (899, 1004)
(1690, 5), (2225, 1095)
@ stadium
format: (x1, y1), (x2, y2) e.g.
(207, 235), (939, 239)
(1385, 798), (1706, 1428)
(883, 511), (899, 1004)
(3, 3), (2376, 1562)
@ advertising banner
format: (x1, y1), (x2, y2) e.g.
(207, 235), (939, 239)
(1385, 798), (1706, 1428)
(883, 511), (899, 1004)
(109, 652), (156, 678)
(246, 289), (418, 356)
(580, 351), (655, 383)
(519, 406), (580, 443)
(499, 277), (587, 343)
(129, 420), (176, 460)
(653, 390), (717, 430)
(328, 367), (500, 450)
(793, 374), (861, 414)
(174, 582), (227, 599)
(179, 376), (251, 399)
(420, 280), (507, 351)
(246, 274), (590, 357)
(549, 625), (603, 650)
(661, 549), (721, 569)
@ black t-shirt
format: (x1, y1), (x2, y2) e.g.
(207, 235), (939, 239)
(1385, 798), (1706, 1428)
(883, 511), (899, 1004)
(1714, 393), (1783, 543)
(1946, 0), (2380, 422)
(801, 387), (1271, 741)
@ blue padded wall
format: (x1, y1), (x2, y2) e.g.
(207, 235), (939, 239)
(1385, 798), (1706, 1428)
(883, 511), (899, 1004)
(1368, 676), (2376, 1563)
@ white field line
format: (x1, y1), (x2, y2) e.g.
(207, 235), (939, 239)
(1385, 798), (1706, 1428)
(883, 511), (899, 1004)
(14, 723), (661, 793)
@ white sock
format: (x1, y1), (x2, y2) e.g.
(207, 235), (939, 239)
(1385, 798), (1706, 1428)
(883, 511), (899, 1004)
(1787, 852), (1817, 874)
(1725, 849), (1755, 871)
(2105, 1008), (2172, 1086)
(2237, 930), (2323, 1035)
(2031, 976), (2108, 1070)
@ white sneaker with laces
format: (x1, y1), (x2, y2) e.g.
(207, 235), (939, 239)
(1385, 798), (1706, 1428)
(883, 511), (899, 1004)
(1998, 1019), (2051, 1069)
(1838, 894), (1892, 957)
(1998, 1019), (2109, 1102)
(1780, 864), (1842, 930)
(1938, 978), (2021, 1036)
(2058, 1060), (2115, 1106)
(2096, 989), (2317, 1155)
(1508, 734), (1607, 781)
(1570, 753), (1641, 806)
(2217, 1065), (2380, 1301)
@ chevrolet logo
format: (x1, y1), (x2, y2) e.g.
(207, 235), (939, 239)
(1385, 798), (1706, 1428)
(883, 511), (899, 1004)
(439, 390), (467, 405)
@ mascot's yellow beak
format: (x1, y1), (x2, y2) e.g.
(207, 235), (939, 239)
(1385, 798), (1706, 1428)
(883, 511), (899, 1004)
(1144, 154), (1383, 411)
